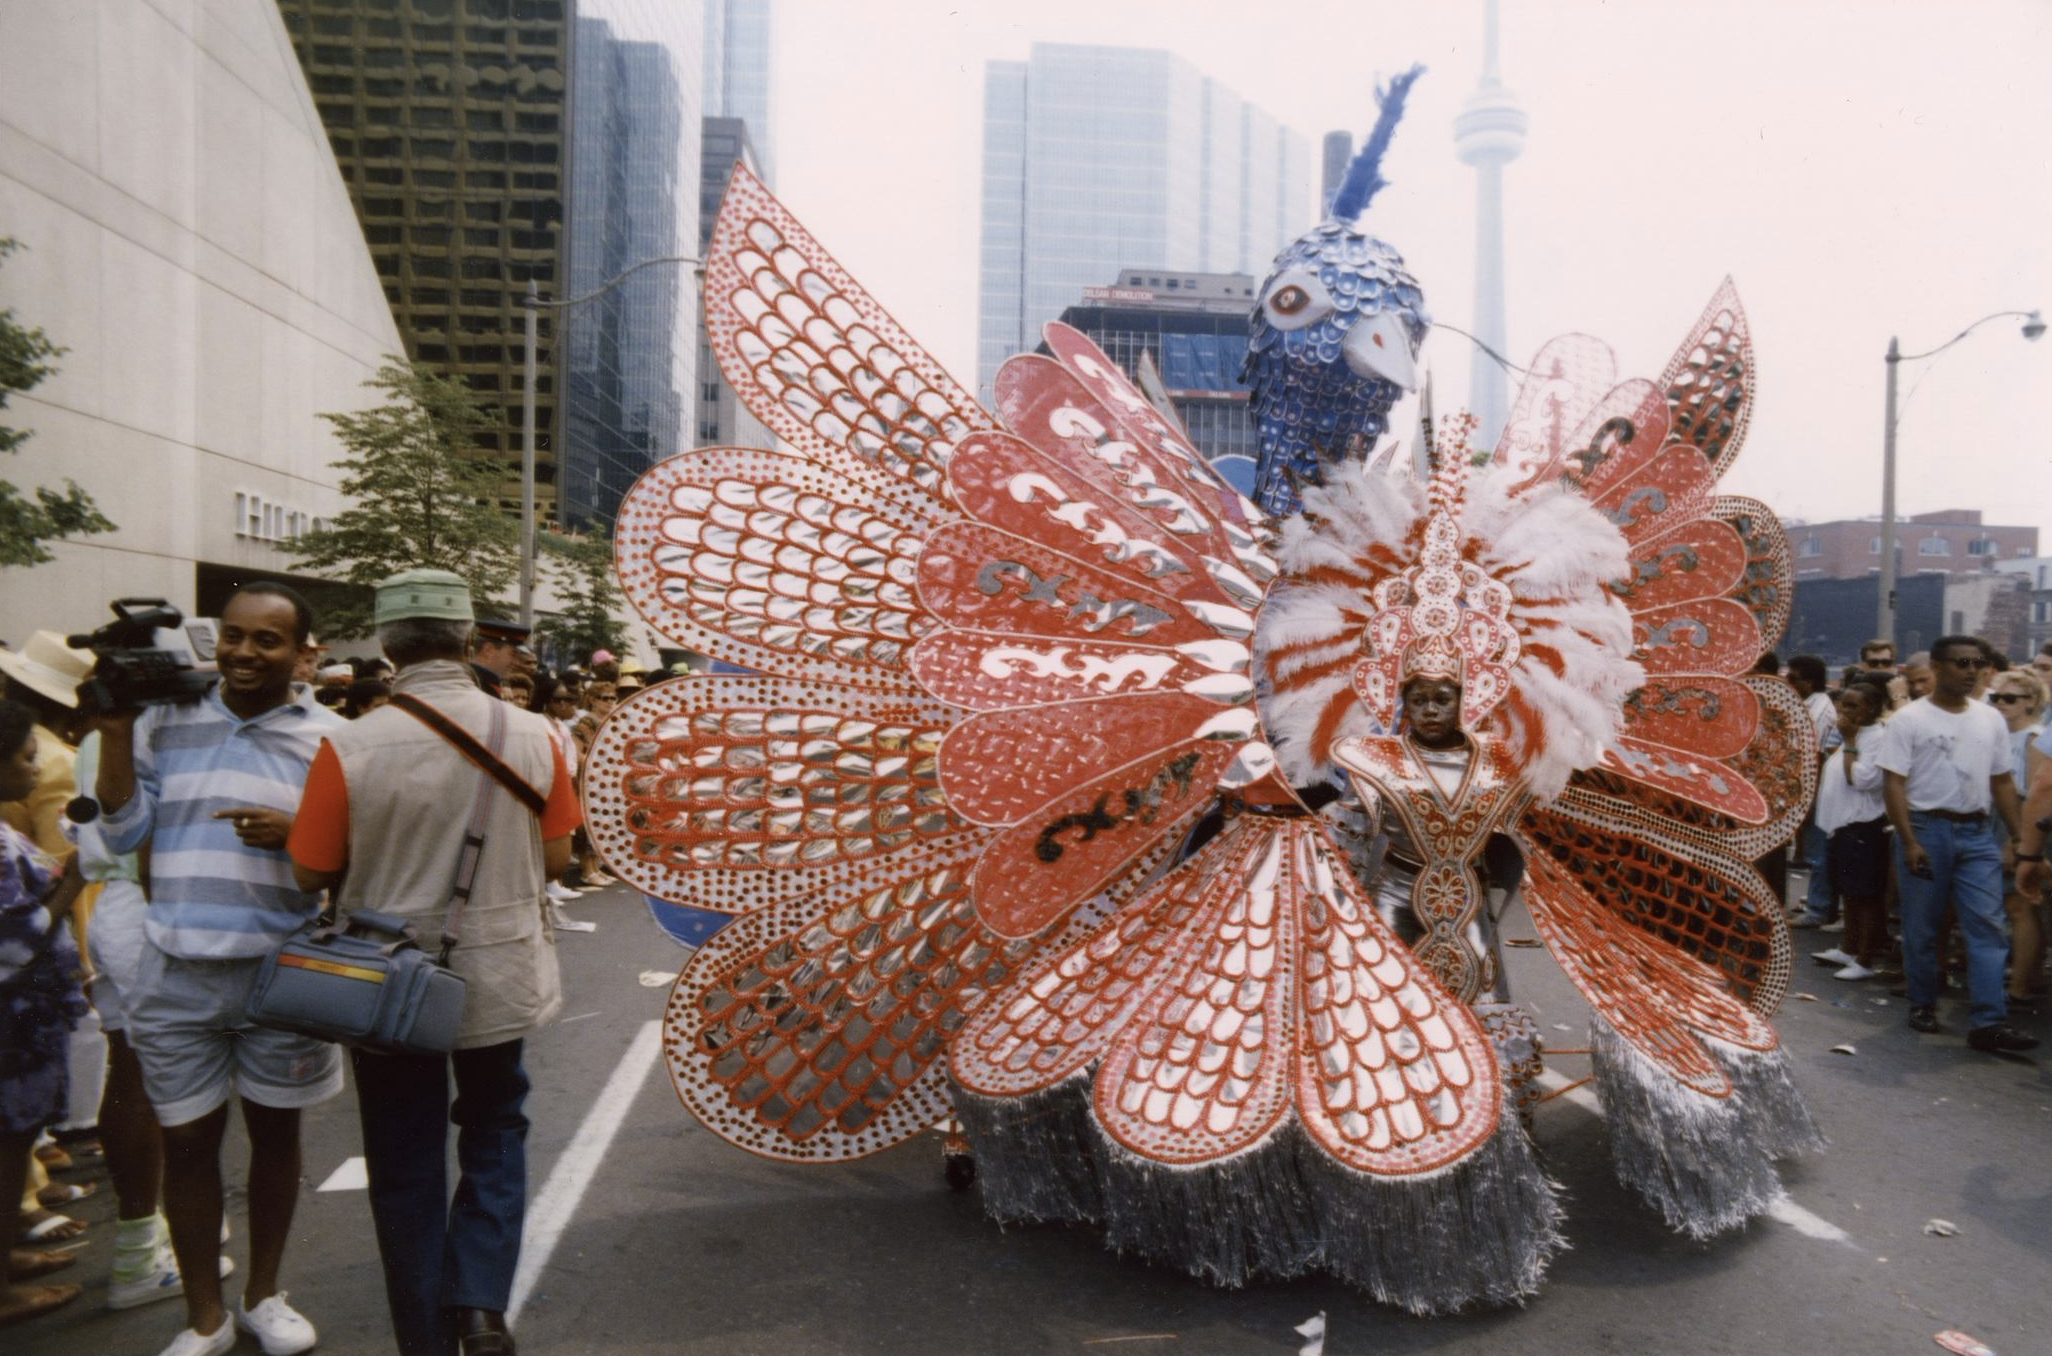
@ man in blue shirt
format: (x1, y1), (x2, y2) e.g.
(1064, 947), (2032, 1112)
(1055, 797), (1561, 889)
(96, 584), (342, 1356)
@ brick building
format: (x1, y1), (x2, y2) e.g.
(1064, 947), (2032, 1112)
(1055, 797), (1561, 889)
(1788, 510), (2036, 582)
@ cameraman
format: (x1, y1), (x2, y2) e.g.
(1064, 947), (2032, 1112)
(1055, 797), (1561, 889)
(94, 583), (342, 1356)
(287, 570), (577, 1356)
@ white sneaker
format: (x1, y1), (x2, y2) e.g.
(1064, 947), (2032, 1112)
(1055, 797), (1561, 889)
(157, 1318), (237, 1356)
(1820, 918), (1846, 933)
(109, 1242), (184, 1310)
(237, 1291), (318, 1355)
(1812, 948), (1856, 968)
(545, 880), (579, 902)
(1834, 962), (1879, 981)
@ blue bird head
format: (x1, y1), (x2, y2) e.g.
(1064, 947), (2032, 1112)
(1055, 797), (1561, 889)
(1247, 65), (1430, 518)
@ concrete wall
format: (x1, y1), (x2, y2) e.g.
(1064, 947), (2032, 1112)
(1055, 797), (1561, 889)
(0, 0), (404, 642)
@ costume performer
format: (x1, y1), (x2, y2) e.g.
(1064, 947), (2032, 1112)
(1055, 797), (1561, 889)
(581, 77), (1822, 1313)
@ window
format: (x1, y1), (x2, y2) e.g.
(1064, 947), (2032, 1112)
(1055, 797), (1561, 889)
(1869, 536), (1882, 554)
(1798, 536), (1822, 558)
(1918, 537), (1951, 557)
(1968, 538), (1992, 556)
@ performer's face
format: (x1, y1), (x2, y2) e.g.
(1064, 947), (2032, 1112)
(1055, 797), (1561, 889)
(1402, 677), (1464, 748)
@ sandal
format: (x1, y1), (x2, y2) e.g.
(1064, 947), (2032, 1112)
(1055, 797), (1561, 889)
(36, 1181), (96, 1208)
(8, 1246), (82, 1281)
(31, 1143), (71, 1173)
(0, 1281), (83, 1327)
(17, 1211), (86, 1245)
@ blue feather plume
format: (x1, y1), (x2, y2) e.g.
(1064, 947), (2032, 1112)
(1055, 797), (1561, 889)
(1328, 64), (1426, 223)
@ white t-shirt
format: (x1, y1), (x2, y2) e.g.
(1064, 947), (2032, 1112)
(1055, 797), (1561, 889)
(1869, 697), (2012, 813)
(1815, 743), (1886, 833)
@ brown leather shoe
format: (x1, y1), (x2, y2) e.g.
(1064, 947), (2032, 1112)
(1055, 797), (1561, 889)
(455, 1308), (516, 1356)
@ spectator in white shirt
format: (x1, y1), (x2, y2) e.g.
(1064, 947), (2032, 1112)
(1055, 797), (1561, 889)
(1872, 636), (2031, 1053)
(1787, 655), (1838, 928)
(1810, 681), (1890, 980)
(1988, 668), (2047, 1010)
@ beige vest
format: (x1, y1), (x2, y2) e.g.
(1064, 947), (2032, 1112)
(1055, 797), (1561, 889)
(324, 660), (562, 1048)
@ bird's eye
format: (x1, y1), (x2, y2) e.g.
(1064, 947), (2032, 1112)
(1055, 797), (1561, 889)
(1259, 269), (1334, 333)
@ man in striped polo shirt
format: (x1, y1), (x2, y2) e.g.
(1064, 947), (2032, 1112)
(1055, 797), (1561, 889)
(95, 584), (343, 1356)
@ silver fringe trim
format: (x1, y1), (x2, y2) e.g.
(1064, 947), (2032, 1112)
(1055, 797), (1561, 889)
(952, 1076), (1565, 1316)
(1588, 1020), (1826, 1240)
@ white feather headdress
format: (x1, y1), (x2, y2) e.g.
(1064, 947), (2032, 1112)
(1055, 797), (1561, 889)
(1254, 430), (1643, 800)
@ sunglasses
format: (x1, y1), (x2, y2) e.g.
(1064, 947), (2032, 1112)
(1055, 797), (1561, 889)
(1990, 693), (2029, 705)
(1938, 655), (1988, 669)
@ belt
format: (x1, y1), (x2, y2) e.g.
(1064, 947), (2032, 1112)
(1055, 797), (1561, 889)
(1912, 808), (1986, 823)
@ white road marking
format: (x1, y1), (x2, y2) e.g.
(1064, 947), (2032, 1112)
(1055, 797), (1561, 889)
(1766, 1193), (1855, 1244)
(1532, 1070), (1855, 1246)
(508, 1019), (663, 1323)
(316, 1157), (367, 1192)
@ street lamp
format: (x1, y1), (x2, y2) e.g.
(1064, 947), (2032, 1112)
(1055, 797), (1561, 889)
(519, 254), (703, 627)
(1875, 308), (2043, 647)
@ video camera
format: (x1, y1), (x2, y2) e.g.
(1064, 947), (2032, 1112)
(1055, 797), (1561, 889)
(68, 599), (218, 714)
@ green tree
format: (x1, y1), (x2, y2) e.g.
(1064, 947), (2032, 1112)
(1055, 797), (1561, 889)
(0, 237), (113, 566)
(287, 359), (517, 637)
(536, 528), (629, 661)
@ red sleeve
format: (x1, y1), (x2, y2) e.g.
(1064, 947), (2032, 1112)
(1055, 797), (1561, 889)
(539, 740), (583, 840)
(287, 739), (350, 873)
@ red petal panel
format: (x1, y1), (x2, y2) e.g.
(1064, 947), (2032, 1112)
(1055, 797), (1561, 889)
(1590, 445), (1716, 545)
(951, 833), (1229, 1098)
(970, 742), (1233, 938)
(665, 845), (1024, 1162)
(1619, 677), (1760, 759)
(1496, 333), (1618, 488)
(917, 522), (1214, 649)
(1520, 800), (1791, 1013)
(1094, 821), (1297, 1164)
(1601, 736), (1769, 823)
(582, 676), (969, 912)
(941, 693), (1230, 826)
(1556, 379), (1672, 498)
(614, 450), (939, 684)
(1520, 846), (1776, 1098)
(1659, 279), (1754, 478)
(1609, 519), (1750, 612)
(1631, 599), (1762, 678)
(909, 630), (1249, 712)
(1713, 496), (1795, 654)
(948, 430), (1235, 607)
(995, 352), (1268, 586)
(704, 164), (992, 505)
(1041, 323), (1255, 528)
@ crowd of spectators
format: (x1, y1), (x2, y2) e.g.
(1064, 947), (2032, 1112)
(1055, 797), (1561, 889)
(1772, 635), (2050, 1057)
(0, 583), (693, 1352)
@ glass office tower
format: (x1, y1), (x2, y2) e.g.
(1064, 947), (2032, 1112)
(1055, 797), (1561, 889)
(976, 43), (1310, 402)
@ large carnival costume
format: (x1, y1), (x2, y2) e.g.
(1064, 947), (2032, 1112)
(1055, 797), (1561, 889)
(582, 78), (1821, 1314)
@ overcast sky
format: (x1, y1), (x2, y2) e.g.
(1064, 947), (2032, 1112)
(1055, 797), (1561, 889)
(769, 0), (2051, 547)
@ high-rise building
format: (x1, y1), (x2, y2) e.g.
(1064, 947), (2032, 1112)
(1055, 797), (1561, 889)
(561, 4), (703, 529)
(977, 44), (1311, 402)
(1320, 130), (1353, 216)
(280, 0), (573, 517)
(282, 0), (707, 532)
(696, 117), (776, 451)
(0, 0), (405, 640)
(702, 0), (775, 185)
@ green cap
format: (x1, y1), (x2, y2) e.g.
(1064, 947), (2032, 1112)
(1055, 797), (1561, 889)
(374, 568), (474, 626)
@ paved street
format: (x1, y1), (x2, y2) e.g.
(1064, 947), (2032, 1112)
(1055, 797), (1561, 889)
(18, 879), (2051, 1356)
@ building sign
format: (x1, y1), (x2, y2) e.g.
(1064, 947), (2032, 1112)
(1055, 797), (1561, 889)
(1082, 286), (1156, 303)
(233, 490), (328, 546)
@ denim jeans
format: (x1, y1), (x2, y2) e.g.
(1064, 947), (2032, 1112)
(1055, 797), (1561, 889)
(1797, 820), (1835, 923)
(352, 1040), (531, 1356)
(1895, 815), (2008, 1029)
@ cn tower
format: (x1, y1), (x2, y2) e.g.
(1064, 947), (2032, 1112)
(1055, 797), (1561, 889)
(1453, 0), (1528, 449)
